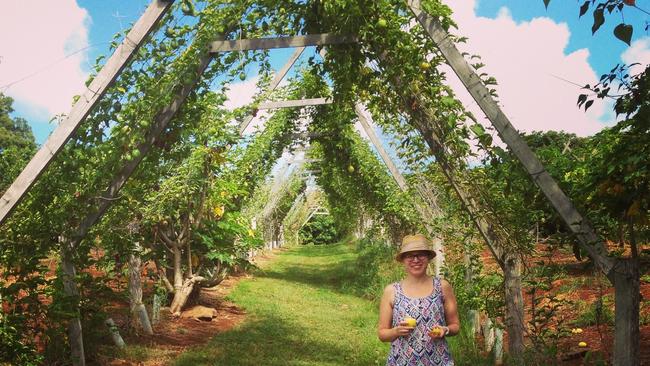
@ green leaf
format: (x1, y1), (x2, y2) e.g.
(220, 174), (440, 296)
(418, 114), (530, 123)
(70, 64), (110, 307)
(577, 94), (587, 107)
(579, 1), (590, 17)
(591, 8), (605, 34)
(469, 124), (486, 137)
(613, 23), (633, 46)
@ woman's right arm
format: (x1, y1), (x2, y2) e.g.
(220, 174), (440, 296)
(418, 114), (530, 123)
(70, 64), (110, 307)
(378, 284), (412, 342)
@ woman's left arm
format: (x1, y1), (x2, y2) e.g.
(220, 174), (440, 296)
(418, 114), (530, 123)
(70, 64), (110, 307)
(441, 279), (460, 336)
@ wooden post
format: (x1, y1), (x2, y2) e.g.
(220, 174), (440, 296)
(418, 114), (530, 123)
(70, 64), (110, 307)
(0, 0), (174, 226)
(354, 104), (409, 191)
(483, 317), (495, 352)
(494, 327), (504, 365)
(60, 239), (85, 366)
(257, 98), (331, 110)
(613, 259), (640, 366)
(152, 293), (162, 325)
(128, 241), (153, 335)
(105, 318), (126, 348)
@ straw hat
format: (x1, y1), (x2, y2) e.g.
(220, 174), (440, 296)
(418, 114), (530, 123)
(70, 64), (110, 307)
(395, 234), (436, 261)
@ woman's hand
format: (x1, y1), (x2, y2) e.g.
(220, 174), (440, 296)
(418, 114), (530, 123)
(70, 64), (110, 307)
(394, 321), (416, 338)
(427, 325), (449, 340)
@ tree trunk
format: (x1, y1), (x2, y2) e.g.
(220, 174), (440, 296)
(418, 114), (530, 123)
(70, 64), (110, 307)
(611, 259), (640, 366)
(503, 255), (525, 358)
(128, 243), (153, 335)
(60, 241), (85, 366)
(202, 262), (229, 287)
(169, 275), (204, 315)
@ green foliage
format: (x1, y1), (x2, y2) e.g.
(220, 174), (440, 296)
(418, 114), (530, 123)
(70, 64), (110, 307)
(0, 315), (43, 366)
(574, 296), (615, 327)
(299, 213), (340, 246)
(346, 235), (403, 301)
(0, 93), (36, 194)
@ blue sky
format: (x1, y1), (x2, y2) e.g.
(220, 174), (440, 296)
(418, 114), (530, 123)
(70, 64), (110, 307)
(1, 1), (648, 145)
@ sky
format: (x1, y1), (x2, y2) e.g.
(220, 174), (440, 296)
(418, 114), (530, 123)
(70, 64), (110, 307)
(1, 0), (649, 146)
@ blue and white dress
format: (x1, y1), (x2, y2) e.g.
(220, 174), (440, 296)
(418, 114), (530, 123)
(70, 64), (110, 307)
(386, 277), (454, 366)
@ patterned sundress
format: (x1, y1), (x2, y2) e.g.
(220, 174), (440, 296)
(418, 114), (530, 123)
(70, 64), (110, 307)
(386, 277), (454, 366)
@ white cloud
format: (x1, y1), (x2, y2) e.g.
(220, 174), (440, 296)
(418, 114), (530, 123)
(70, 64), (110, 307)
(621, 37), (650, 75)
(224, 76), (260, 110)
(0, 1), (90, 118)
(443, 1), (609, 137)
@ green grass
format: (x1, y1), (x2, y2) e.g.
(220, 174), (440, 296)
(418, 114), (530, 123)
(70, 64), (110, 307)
(174, 243), (390, 365)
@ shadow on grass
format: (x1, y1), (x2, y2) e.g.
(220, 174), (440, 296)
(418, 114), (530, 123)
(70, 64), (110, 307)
(173, 312), (382, 366)
(255, 244), (363, 297)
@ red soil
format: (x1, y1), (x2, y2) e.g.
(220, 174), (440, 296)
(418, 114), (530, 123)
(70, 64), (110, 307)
(98, 273), (248, 366)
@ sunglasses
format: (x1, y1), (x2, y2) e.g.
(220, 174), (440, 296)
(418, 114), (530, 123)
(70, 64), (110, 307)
(402, 252), (430, 261)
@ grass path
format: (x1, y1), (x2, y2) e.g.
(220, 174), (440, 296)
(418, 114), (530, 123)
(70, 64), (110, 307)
(174, 243), (389, 365)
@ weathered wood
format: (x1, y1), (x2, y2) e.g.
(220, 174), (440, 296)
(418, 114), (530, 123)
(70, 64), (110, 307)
(105, 318), (126, 348)
(61, 240), (85, 366)
(128, 241), (153, 335)
(494, 327), (504, 365)
(239, 47), (305, 134)
(613, 259), (640, 366)
(0, 0), (174, 226)
(406, 0), (614, 275)
(355, 104), (409, 191)
(69, 53), (213, 249)
(210, 34), (356, 53)
(482, 317), (495, 352)
(503, 256), (525, 357)
(258, 97), (331, 110)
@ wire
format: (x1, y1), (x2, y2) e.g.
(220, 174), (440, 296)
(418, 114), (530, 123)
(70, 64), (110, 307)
(0, 42), (110, 91)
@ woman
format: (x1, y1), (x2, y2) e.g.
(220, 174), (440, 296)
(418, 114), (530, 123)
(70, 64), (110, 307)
(378, 234), (460, 366)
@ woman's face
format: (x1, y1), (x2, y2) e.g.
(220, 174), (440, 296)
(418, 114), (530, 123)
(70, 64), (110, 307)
(401, 251), (430, 276)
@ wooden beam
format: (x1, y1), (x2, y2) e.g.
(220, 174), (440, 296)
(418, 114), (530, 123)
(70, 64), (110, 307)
(238, 47), (305, 134)
(258, 98), (331, 109)
(0, 0), (174, 226)
(407, 0), (614, 275)
(210, 33), (356, 53)
(355, 104), (409, 191)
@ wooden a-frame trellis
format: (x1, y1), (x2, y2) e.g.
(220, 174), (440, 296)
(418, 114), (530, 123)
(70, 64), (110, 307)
(0, 0), (639, 364)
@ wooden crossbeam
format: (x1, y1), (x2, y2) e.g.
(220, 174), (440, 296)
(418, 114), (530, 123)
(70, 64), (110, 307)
(238, 47), (305, 134)
(210, 33), (356, 53)
(0, 0), (174, 226)
(354, 104), (409, 191)
(258, 98), (331, 110)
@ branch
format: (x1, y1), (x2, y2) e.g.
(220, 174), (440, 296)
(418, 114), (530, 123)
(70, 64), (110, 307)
(153, 258), (174, 293)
